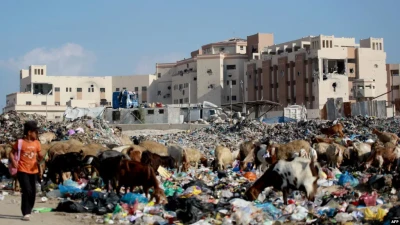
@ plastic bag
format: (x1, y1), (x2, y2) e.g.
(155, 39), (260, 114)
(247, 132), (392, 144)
(364, 207), (387, 221)
(59, 184), (83, 196)
(359, 192), (378, 206)
(120, 193), (148, 205)
(181, 186), (202, 198)
(338, 171), (359, 187)
(290, 206), (308, 221)
(335, 213), (353, 223)
(63, 179), (79, 188)
(46, 190), (62, 199)
(256, 203), (282, 220)
(243, 172), (257, 182)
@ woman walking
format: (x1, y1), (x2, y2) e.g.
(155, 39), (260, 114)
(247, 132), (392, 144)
(9, 121), (43, 221)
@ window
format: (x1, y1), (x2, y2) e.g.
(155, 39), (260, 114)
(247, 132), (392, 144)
(55, 87), (60, 92)
(227, 96), (230, 101)
(34, 69), (37, 75)
(147, 110), (154, 115)
(26, 101), (31, 105)
(41, 102), (47, 105)
(55, 116), (61, 119)
(187, 64), (189, 68)
(116, 88), (120, 92)
(142, 86), (147, 91)
(227, 65), (236, 70)
(194, 77), (197, 81)
(69, 88), (72, 92)
(135, 87), (138, 92)
(41, 69), (44, 75)
(77, 88), (82, 92)
(330, 40), (333, 48)
(232, 80), (237, 85)
(157, 91), (161, 96)
(184, 98), (189, 103)
(184, 83), (189, 88)
(373, 43), (375, 50)
(174, 99), (178, 104)
(179, 99), (183, 104)
(159, 109), (164, 114)
(66, 87), (69, 92)
(232, 96), (237, 101)
(240, 46), (244, 50)
(55, 102), (60, 106)
(158, 73), (161, 78)
(350, 68), (354, 73)
(174, 85), (177, 90)
(100, 88), (105, 92)
(322, 40), (325, 48)
(179, 84), (183, 89)
(226, 80), (229, 85)
(379, 43), (382, 50)
(88, 88), (91, 92)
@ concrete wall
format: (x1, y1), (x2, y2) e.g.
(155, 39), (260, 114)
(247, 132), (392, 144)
(105, 107), (181, 124)
(111, 123), (210, 131)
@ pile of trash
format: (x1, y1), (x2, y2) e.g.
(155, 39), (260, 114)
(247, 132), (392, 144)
(0, 111), (127, 145)
(141, 115), (400, 152)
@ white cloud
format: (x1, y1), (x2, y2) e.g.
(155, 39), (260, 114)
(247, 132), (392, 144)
(0, 43), (96, 75)
(133, 52), (186, 74)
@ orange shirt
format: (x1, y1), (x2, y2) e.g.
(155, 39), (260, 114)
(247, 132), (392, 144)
(13, 140), (41, 174)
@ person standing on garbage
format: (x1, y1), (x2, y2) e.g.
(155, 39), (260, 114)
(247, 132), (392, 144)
(9, 121), (43, 221)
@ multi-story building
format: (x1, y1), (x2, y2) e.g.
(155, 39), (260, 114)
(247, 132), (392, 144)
(4, 65), (156, 121)
(245, 35), (387, 110)
(154, 33), (274, 106)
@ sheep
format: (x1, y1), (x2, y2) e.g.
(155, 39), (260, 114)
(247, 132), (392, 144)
(214, 146), (236, 171)
(265, 140), (311, 165)
(127, 147), (142, 162)
(320, 123), (344, 138)
(325, 143), (346, 168)
(372, 128), (399, 145)
(184, 148), (202, 169)
(120, 145), (146, 155)
(139, 140), (168, 156)
(245, 157), (322, 205)
(39, 132), (56, 144)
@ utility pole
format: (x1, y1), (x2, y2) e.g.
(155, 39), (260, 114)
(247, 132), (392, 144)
(241, 80), (246, 115)
(46, 89), (53, 122)
(188, 82), (191, 124)
(230, 81), (232, 124)
(392, 72), (395, 118)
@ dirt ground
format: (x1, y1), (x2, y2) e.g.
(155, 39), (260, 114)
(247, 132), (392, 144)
(0, 192), (95, 225)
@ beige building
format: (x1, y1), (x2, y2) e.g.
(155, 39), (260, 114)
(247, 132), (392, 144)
(154, 34), (274, 106)
(245, 35), (388, 110)
(4, 65), (156, 121)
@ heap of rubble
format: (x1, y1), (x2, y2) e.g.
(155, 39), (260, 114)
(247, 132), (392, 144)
(0, 111), (125, 145)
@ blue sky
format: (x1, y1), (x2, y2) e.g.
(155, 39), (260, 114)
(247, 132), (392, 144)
(0, 0), (399, 107)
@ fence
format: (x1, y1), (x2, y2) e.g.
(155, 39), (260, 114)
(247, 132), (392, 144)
(325, 98), (387, 120)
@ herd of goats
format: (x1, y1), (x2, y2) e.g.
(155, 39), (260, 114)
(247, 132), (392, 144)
(0, 122), (399, 205)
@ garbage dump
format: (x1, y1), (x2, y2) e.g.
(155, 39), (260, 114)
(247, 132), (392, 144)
(1, 111), (400, 224)
(0, 111), (129, 146)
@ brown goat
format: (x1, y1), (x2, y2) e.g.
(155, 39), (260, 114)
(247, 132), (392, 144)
(320, 123), (344, 138)
(372, 128), (399, 145)
(365, 142), (398, 172)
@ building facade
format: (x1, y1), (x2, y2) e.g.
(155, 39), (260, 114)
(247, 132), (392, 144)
(5, 65), (156, 121)
(245, 35), (387, 110)
(154, 34), (274, 106)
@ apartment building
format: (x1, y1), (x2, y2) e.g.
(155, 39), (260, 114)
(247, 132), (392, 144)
(154, 33), (274, 106)
(245, 35), (387, 110)
(387, 64), (400, 106)
(4, 65), (156, 121)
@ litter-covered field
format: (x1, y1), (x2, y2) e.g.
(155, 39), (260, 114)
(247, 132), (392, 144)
(1, 111), (400, 225)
